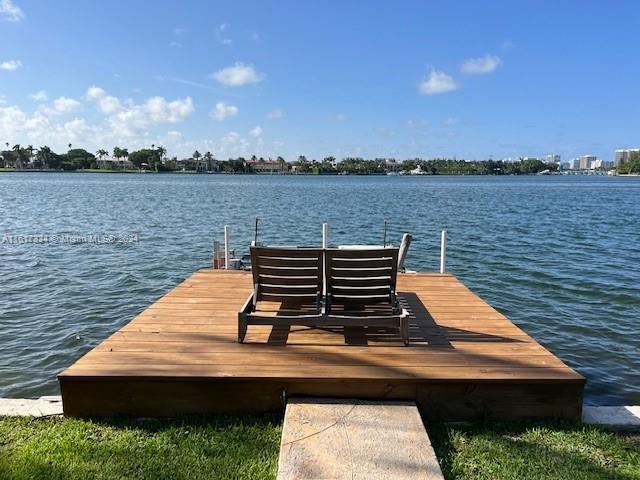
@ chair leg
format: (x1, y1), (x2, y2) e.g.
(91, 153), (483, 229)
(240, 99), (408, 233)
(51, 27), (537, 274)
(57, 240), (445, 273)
(238, 316), (248, 343)
(400, 317), (409, 346)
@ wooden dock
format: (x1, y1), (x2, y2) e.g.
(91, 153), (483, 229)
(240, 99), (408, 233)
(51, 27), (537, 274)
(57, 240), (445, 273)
(58, 270), (585, 421)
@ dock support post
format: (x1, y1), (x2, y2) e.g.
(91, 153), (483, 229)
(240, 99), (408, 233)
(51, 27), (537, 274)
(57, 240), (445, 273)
(322, 223), (328, 248)
(224, 225), (230, 270)
(440, 229), (447, 274)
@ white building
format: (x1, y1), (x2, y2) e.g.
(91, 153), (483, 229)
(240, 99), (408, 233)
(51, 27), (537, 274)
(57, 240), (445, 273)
(579, 155), (597, 170)
(615, 148), (640, 166)
(546, 154), (561, 164)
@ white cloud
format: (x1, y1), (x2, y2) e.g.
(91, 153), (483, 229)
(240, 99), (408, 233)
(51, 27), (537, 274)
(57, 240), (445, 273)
(28, 90), (48, 101)
(144, 96), (193, 122)
(460, 54), (502, 75)
(332, 113), (347, 122)
(173, 27), (187, 36)
(217, 23), (232, 45)
(211, 62), (264, 87)
(249, 126), (263, 138)
(0, 59), (22, 71)
(0, 0), (24, 22)
(169, 41), (182, 48)
(85, 85), (121, 114)
(210, 102), (238, 121)
(0, 87), (195, 154)
(443, 117), (459, 125)
(50, 96), (82, 114)
(266, 108), (284, 119)
(406, 119), (427, 129)
(85, 85), (194, 137)
(418, 69), (459, 95)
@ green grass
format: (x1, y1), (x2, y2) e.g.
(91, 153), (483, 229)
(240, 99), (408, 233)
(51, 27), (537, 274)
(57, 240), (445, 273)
(429, 422), (640, 480)
(0, 414), (282, 480)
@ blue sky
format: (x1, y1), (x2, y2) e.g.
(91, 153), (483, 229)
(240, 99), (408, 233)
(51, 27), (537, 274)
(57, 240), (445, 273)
(1, 0), (639, 161)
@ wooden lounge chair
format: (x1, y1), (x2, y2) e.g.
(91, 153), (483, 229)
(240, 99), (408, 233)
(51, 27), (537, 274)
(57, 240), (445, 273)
(238, 246), (324, 343)
(325, 247), (409, 345)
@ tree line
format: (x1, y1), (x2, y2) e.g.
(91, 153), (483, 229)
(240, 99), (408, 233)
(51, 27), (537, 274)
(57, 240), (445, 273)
(1, 144), (563, 175)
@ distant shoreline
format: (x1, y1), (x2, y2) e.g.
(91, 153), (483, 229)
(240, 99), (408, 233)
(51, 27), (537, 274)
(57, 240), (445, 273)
(0, 168), (632, 177)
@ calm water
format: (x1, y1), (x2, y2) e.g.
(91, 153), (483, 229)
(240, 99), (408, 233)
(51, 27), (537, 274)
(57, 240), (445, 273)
(0, 173), (638, 405)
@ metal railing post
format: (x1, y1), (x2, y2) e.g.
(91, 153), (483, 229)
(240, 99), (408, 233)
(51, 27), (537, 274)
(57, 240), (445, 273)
(224, 225), (230, 270)
(440, 229), (447, 274)
(322, 223), (328, 249)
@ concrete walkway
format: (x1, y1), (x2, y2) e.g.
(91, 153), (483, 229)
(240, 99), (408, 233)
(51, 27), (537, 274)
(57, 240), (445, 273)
(583, 405), (640, 429)
(0, 396), (63, 417)
(277, 398), (444, 480)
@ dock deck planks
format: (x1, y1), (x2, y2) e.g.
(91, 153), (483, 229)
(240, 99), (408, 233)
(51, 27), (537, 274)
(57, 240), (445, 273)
(58, 270), (585, 420)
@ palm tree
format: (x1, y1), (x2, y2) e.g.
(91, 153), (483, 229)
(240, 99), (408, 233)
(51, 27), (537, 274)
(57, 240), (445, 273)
(193, 150), (202, 172)
(121, 148), (128, 169)
(68, 143), (72, 151)
(96, 149), (108, 169)
(203, 151), (213, 172)
(26, 145), (34, 165)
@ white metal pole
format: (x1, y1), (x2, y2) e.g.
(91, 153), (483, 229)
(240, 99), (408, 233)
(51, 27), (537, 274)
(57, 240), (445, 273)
(322, 223), (328, 249)
(224, 225), (230, 270)
(440, 229), (447, 274)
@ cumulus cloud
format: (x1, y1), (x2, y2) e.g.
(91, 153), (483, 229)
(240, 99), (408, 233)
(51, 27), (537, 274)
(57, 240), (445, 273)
(266, 108), (284, 119)
(49, 96), (82, 114)
(210, 102), (238, 121)
(460, 54), (502, 75)
(0, 59), (22, 71)
(418, 70), (459, 95)
(85, 86), (122, 114)
(85, 85), (194, 137)
(0, 0), (24, 22)
(28, 90), (48, 101)
(249, 126), (263, 137)
(211, 62), (264, 87)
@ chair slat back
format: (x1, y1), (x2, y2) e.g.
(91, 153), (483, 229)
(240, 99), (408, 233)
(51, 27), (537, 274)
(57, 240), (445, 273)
(251, 246), (323, 304)
(325, 247), (399, 306)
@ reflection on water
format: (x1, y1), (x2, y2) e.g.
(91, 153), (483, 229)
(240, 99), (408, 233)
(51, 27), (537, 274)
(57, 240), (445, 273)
(0, 173), (638, 404)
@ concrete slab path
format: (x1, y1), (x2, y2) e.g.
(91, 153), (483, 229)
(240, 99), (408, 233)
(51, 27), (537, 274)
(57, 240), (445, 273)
(0, 396), (63, 417)
(277, 398), (444, 480)
(583, 405), (640, 429)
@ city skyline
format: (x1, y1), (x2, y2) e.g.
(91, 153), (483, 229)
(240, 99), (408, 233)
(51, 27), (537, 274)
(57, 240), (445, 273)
(1, 1), (639, 160)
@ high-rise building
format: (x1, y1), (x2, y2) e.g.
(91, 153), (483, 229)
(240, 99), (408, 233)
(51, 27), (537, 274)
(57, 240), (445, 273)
(570, 158), (581, 170)
(615, 149), (640, 166)
(546, 154), (561, 164)
(579, 155), (597, 170)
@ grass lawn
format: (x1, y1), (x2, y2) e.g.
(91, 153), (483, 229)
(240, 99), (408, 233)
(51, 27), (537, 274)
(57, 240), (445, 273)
(0, 414), (282, 480)
(429, 421), (640, 480)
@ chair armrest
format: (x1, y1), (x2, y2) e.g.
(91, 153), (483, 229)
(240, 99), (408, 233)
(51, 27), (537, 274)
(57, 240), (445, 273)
(239, 291), (256, 315)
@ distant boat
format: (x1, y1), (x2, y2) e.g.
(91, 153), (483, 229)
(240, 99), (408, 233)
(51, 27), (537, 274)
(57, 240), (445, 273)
(410, 165), (427, 175)
(537, 169), (551, 175)
(386, 171), (399, 176)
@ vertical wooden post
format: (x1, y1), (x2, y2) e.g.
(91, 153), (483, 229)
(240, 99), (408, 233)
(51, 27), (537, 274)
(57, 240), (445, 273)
(224, 225), (230, 270)
(212, 240), (220, 269)
(440, 229), (447, 274)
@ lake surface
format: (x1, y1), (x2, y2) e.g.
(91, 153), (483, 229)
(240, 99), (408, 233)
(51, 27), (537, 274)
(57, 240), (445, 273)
(0, 173), (638, 405)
